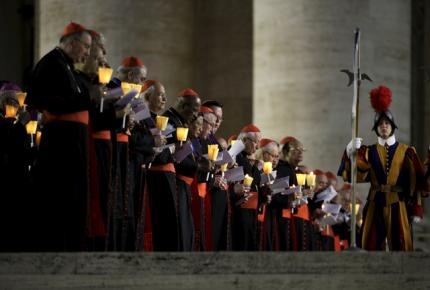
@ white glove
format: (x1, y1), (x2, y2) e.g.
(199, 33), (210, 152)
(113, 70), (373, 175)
(412, 216), (422, 224)
(346, 137), (362, 158)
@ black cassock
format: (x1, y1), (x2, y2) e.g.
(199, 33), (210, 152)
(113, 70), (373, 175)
(26, 47), (90, 251)
(232, 151), (261, 251)
(0, 117), (30, 251)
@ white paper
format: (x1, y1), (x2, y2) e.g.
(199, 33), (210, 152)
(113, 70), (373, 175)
(150, 123), (176, 137)
(114, 89), (138, 108)
(224, 166), (245, 183)
(133, 104), (151, 121)
(203, 152), (224, 163)
(104, 87), (123, 100)
(214, 150), (234, 165)
(321, 203), (342, 215)
(174, 141), (193, 163)
(318, 214), (339, 227)
(269, 176), (289, 190)
(228, 139), (245, 158)
(260, 171), (277, 185)
(314, 185), (338, 203)
(153, 143), (175, 155)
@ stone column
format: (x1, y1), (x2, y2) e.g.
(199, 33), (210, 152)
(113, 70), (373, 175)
(193, 0), (253, 138)
(254, 0), (411, 175)
(36, 0), (195, 100)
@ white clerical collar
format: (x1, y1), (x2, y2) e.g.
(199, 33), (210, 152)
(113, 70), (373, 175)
(378, 135), (396, 146)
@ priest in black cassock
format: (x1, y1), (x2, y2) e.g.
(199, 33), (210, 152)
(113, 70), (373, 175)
(26, 22), (92, 251)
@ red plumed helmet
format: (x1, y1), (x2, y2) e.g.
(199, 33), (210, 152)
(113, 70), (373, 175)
(369, 85), (397, 133)
(370, 85), (392, 113)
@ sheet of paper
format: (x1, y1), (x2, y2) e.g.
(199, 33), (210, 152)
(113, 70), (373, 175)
(321, 203), (342, 214)
(132, 104), (151, 121)
(269, 176), (290, 190)
(174, 141), (193, 163)
(314, 185), (338, 203)
(214, 150), (234, 165)
(228, 139), (245, 158)
(114, 89), (138, 108)
(104, 87), (123, 100)
(224, 166), (245, 183)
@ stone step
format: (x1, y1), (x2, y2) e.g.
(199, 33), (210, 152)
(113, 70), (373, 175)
(0, 252), (429, 289)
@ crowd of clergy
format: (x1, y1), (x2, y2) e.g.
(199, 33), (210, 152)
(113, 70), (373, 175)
(1, 22), (429, 252)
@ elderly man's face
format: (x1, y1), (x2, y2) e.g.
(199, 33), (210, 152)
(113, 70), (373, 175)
(263, 146), (280, 168)
(83, 45), (104, 75)
(182, 97), (201, 123)
(243, 134), (260, 155)
(71, 33), (92, 64)
(127, 67), (147, 85)
(286, 140), (304, 166)
(211, 106), (223, 133)
(200, 113), (216, 140)
(147, 83), (167, 113)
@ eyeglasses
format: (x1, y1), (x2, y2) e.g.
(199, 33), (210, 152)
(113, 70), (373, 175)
(291, 147), (306, 152)
(243, 137), (258, 144)
(203, 119), (216, 127)
(265, 151), (279, 159)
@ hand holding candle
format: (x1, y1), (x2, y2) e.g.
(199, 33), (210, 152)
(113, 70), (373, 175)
(243, 174), (254, 187)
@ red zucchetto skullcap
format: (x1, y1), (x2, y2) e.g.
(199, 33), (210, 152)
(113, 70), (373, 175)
(141, 80), (157, 92)
(280, 136), (297, 145)
(199, 106), (214, 114)
(178, 88), (198, 97)
(339, 183), (352, 192)
(313, 169), (324, 176)
(259, 138), (276, 148)
(241, 124), (260, 133)
(62, 22), (87, 37)
(88, 29), (100, 38)
(325, 171), (337, 181)
(121, 56), (144, 68)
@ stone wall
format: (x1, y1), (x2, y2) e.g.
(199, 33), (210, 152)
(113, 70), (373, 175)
(254, 0), (411, 173)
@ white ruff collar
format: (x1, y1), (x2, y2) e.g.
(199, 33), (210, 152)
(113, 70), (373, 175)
(378, 135), (396, 146)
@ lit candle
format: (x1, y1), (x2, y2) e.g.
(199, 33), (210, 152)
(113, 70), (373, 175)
(306, 171), (316, 187)
(15, 92), (27, 107)
(121, 82), (132, 95)
(207, 144), (219, 161)
(155, 116), (169, 131)
(98, 67), (113, 85)
(220, 163), (228, 172)
(230, 140), (237, 146)
(121, 82), (142, 98)
(176, 127), (188, 142)
(4, 105), (18, 118)
(35, 131), (42, 146)
(296, 173), (306, 186)
(130, 83), (142, 98)
(25, 120), (38, 135)
(263, 162), (272, 175)
(243, 174), (254, 186)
